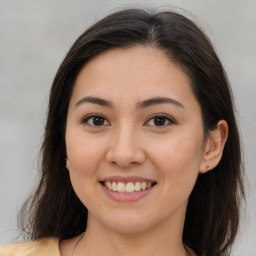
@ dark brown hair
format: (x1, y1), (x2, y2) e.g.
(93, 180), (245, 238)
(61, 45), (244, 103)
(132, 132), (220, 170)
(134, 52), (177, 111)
(19, 8), (244, 256)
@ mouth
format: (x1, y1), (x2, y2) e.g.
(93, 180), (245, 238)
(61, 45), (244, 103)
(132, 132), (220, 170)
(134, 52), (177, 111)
(100, 180), (157, 193)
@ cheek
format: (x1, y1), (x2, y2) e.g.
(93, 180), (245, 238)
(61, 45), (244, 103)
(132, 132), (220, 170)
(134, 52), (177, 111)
(152, 136), (202, 168)
(150, 134), (203, 188)
(67, 145), (101, 210)
(66, 130), (105, 173)
(65, 133), (105, 200)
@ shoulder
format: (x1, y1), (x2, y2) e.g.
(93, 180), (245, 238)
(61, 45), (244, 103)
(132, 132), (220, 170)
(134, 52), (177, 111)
(0, 237), (60, 256)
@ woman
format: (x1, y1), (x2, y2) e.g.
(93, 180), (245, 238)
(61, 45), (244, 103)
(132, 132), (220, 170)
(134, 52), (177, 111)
(0, 8), (244, 256)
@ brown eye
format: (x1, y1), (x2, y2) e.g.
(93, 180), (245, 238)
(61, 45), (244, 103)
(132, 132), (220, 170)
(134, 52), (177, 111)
(83, 115), (110, 127)
(153, 116), (166, 126)
(92, 116), (105, 126)
(145, 114), (175, 128)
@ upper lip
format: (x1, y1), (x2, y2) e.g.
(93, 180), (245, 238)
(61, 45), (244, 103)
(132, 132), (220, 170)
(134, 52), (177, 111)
(100, 175), (156, 183)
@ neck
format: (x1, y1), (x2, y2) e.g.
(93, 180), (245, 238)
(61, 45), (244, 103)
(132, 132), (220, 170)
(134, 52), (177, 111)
(76, 209), (189, 256)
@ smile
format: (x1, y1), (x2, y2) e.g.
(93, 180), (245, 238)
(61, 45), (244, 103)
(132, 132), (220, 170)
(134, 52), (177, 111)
(102, 181), (157, 193)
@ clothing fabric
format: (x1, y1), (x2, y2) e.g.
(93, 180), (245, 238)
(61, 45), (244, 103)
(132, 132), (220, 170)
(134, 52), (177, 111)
(0, 238), (60, 256)
(0, 237), (196, 256)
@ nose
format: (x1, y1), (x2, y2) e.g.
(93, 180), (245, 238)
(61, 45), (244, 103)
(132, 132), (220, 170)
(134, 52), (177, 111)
(105, 125), (146, 168)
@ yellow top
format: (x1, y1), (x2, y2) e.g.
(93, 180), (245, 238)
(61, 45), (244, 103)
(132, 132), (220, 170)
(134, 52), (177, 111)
(0, 238), (60, 256)
(1, 237), (197, 256)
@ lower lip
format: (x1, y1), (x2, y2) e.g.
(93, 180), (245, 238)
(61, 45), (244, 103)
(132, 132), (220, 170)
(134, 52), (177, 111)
(100, 183), (155, 202)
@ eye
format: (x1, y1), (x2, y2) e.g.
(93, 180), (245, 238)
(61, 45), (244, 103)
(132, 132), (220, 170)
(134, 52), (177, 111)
(145, 114), (176, 128)
(82, 114), (110, 127)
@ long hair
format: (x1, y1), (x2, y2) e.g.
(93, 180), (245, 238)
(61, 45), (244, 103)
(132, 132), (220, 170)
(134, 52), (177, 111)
(19, 8), (244, 256)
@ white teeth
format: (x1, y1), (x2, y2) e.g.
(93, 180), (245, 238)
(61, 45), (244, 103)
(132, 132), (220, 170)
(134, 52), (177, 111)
(106, 181), (112, 190)
(117, 182), (126, 192)
(141, 182), (147, 191)
(112, 181), (117, 192)
(125, 182), (135, 193)
(103, 181), (155, 193)
(134, 182), (141, 191)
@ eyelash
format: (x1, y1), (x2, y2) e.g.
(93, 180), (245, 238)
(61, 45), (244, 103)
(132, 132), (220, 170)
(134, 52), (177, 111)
(82, 114), (176, 128)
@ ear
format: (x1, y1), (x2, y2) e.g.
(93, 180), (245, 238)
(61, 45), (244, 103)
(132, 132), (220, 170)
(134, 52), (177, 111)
(199, 120), (228, 173)
(65, 158), (70, 170)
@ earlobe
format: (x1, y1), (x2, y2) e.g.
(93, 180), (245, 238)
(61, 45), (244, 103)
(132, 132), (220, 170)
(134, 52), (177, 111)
(199, 120), (228, 173)
(65, 158), (70, 170)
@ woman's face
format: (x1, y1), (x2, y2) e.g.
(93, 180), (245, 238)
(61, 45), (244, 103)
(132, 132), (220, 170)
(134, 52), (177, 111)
(65, 46), (207, 234)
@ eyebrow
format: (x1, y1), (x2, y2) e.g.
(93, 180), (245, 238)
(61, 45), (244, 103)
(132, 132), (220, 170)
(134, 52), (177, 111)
(138, 97), (184, 109)
(75, 96), (113, 108)
(75, 96), (184, 109)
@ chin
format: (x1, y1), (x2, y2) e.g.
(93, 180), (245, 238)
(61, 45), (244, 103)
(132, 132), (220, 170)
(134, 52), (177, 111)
(108, 221), (151, 234)
(99, 211), (159, 234)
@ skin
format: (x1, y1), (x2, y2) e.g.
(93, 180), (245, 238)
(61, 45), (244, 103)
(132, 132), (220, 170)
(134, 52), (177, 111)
(61, 46), (228, 256)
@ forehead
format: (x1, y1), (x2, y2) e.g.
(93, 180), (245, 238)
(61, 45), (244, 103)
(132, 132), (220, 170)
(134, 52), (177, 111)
(70, 46), (197, 109)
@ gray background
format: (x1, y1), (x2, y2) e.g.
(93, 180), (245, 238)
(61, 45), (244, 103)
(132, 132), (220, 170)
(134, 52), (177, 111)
(0, 0), (255, 255)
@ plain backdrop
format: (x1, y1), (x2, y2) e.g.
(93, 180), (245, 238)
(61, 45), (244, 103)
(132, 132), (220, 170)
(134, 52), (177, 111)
(0, 0), (255, 255)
